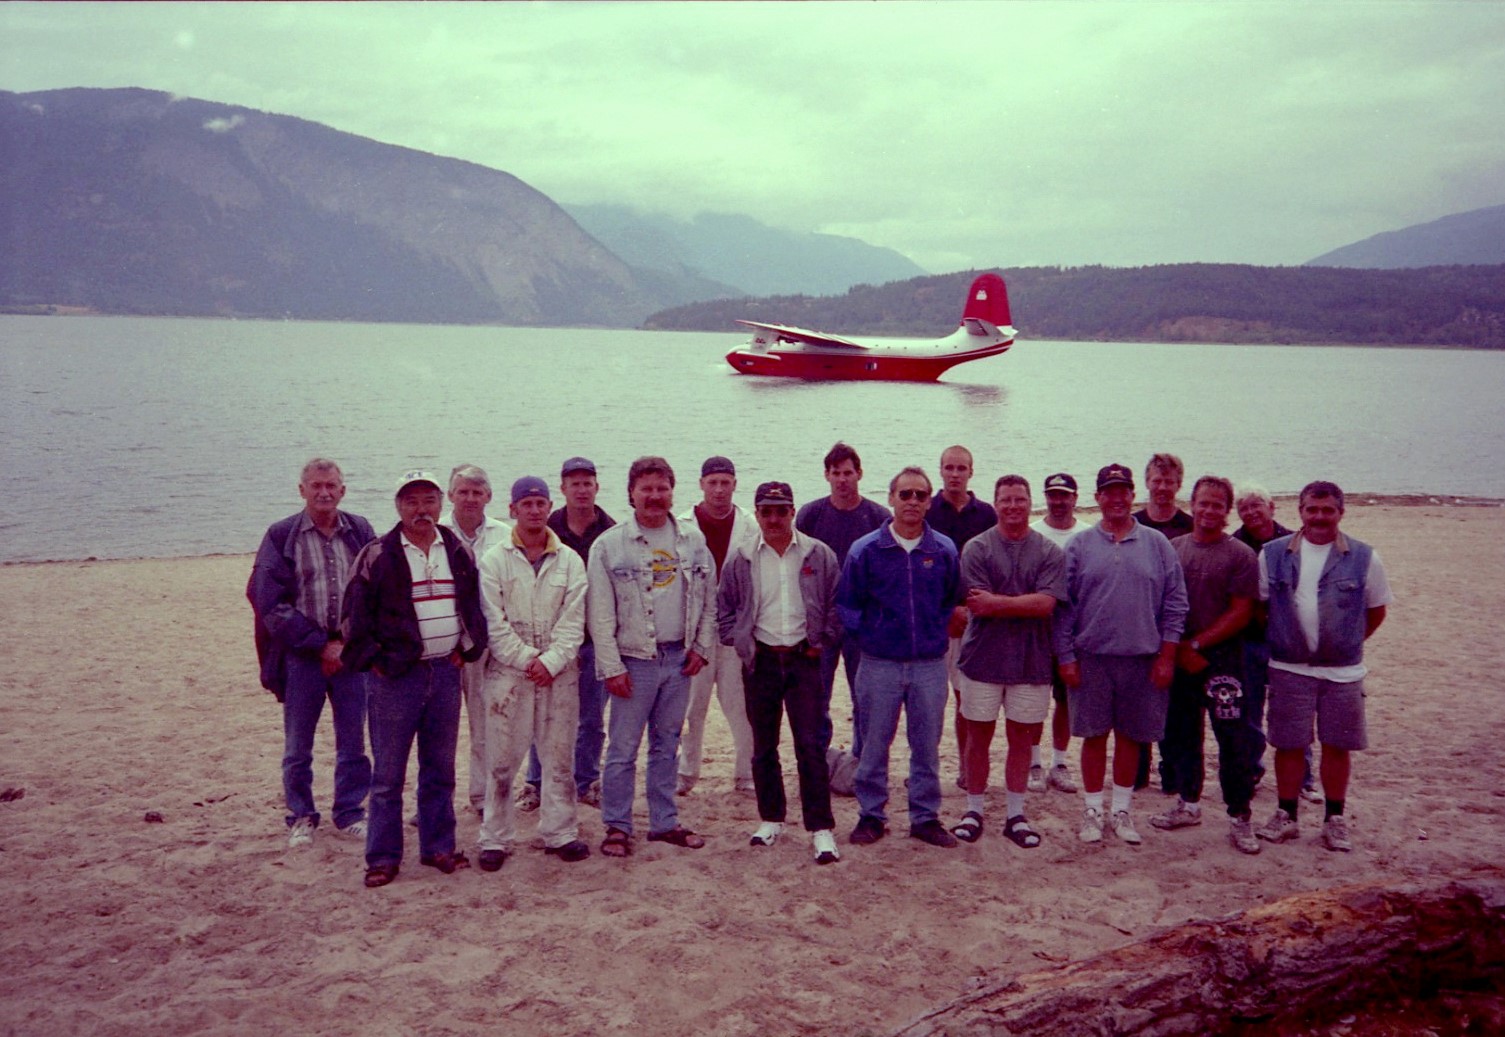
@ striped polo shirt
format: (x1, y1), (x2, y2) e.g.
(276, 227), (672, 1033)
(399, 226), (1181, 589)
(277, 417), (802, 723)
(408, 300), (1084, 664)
(401, 533), (462, 660)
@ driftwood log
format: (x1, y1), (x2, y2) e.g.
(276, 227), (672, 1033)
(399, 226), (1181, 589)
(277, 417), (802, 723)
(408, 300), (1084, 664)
(893, 872), (1505, 1037)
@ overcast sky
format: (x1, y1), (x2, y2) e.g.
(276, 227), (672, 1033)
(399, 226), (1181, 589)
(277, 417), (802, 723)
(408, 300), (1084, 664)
(4, 2), (1502, 272)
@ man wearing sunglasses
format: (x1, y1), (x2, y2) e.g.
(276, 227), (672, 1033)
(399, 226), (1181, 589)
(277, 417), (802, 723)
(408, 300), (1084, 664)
(837, 467), (963, 849)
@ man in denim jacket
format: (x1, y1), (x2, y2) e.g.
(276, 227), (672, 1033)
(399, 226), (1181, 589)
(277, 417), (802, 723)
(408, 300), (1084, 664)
(587, 456), (717, 857)
(1256, 481), (1392, 853)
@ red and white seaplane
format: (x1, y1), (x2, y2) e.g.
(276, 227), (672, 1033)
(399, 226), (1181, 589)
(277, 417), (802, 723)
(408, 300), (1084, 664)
(725, 272), (1015, 382)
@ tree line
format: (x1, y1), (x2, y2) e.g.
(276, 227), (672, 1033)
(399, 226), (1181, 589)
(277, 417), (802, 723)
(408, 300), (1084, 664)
(642, 263), (1505, 348)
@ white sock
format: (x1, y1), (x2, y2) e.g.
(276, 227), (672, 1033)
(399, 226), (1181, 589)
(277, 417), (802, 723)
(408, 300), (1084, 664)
(1006, 791), (1026, 819)
(1111, 784), (1134, 815)
(967, 793), (987, 815)
(1180, 797), (1202, 815)
(1053, 748), (1070, 768)
(1084, 790), (1104, 813)
(1030, 746), (1043, 767)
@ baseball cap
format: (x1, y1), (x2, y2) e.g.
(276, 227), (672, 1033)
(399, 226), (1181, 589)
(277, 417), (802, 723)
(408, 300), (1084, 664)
(1096, 463), (1135, 490)
(395, 469), (443, 496)
(754, 481), (794, 507)
(1043, 472), (1078, 494)
(510, 476), (551, 504)
(701, 455), (736, 477)
(560, 456), (596, 478)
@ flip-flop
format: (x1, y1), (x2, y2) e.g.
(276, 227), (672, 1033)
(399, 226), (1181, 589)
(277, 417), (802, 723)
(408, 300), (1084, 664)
(951, 811), (984, 843)
(601, 827), (632, 858)
(1003, 815), (1041, 849)
(646, 825), (706, 849)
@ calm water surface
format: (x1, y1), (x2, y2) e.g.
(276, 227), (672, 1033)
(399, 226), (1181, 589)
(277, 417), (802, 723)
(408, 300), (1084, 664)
(2, 315), (1502, 562)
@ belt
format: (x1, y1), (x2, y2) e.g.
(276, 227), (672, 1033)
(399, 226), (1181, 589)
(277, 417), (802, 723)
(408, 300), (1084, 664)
(756, 639), (811, 655)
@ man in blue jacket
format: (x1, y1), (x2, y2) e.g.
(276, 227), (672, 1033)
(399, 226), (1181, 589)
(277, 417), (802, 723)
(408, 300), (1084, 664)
(247, 458), (375, 850)
(341, 470), (489, 888)
(838, 466), (962, 849)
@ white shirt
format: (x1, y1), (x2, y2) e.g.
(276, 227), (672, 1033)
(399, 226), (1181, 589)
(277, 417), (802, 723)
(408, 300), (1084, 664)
(440, 513), (511, 561)
(1031, 516), (1085, 549)
(753, 534), (807, 646)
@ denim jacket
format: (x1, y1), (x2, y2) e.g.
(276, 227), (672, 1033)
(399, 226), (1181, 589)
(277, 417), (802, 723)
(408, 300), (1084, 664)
(585, 516), (717, 680)
(836, 522), (960, 662)
(717, 533), (841, 670)
(1264, 530), (1373, 668)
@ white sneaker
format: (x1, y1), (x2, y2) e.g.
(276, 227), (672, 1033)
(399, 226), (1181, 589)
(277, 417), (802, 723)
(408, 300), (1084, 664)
(1257, 808), (1300, 843)
(749, 821), (784, 847)
(1079, 807), (1104, 844)
(339, 819), (367, 839)
(1300, 785), (1324, 804)
(1229, 816), (1261, 854)
(1048, 764), (1077, 793)
(288, 816), (315, 848)
(1149, 799), (1203, 830)
(1110, 810), (1143, 845)
(735, 778), (757, 795)
(812, 829), (841, 865)
(1323, 814), (1353, 852)
(1027, 764), (1047, 793)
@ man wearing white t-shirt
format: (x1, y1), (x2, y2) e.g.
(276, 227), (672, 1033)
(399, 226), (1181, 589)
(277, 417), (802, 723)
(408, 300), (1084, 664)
(1256, 481), (1392, 852)
(1029, 471), (1087, 794)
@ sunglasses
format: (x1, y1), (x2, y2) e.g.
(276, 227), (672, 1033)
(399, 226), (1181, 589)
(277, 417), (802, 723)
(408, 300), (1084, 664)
(757, 505), (793, 517)
(896, 488), (931, 502)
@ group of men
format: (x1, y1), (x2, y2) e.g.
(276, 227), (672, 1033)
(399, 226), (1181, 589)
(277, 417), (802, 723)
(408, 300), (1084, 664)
(248, 445), (1391, 888)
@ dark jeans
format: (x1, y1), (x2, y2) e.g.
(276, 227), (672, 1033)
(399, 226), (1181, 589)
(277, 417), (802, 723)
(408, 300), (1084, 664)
(745, 644), (835, 832)
(527, 640), (604, 796)
(819, 634), (864, 758)
(282, 651), (370, 830)
(366, 658), (462, 867)
(1159, 655), (1261, 817)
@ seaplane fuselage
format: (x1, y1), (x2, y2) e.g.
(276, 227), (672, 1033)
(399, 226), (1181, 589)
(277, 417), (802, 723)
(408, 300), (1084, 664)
(725, 273), (1015, 383)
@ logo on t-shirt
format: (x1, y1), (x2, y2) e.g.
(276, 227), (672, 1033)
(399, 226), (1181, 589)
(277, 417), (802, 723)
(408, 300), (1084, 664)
(650, 549), (680, 590)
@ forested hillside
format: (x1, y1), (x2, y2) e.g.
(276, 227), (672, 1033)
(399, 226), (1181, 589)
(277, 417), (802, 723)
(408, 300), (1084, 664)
(644, 264), (1505, 348)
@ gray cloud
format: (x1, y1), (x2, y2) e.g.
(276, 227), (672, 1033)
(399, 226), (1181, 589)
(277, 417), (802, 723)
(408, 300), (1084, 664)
(3, 2), (1501, 271)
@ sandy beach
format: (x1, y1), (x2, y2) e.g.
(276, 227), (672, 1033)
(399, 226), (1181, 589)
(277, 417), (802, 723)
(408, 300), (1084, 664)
(3, 501), (1503, 1036)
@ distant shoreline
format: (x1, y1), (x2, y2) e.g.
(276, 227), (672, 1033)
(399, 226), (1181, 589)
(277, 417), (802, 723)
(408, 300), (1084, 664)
(4, 494), (1499, 568)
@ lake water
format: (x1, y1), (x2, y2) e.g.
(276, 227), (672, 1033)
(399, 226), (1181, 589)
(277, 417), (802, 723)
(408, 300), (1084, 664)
(2, 315), (1502, 563)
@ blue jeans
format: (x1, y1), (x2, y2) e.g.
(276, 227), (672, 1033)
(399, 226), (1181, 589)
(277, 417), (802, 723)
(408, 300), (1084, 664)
(853, 656), (948, 828)
(282, 652), (370, 830)
(819, 634), (865, 759)
(526, 641), (605, 797)
(601, 643), (691, 836)
(366, 658), (462, 868)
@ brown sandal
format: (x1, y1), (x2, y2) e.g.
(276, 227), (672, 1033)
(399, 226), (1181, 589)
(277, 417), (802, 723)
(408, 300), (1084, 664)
(646, 825), (706, 849)
(601, 827), (632, 858)
(364, 863), (399, 888)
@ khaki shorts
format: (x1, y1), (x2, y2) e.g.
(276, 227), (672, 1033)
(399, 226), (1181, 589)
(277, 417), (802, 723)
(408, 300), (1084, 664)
(956, 674), (1051, 725)
(1267, 668), (1368, 752)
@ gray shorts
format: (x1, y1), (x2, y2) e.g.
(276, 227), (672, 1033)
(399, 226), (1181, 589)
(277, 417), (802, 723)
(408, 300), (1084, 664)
(1267, 669), (1368, 752)
(1068, 652), (1167, 744)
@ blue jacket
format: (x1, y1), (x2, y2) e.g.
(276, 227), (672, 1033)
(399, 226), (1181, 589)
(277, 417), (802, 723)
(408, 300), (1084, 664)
(837, 523), (960, 662)
(1263, 531), (1373, 667)
(340, 524), (488, 678)
(247, 509), (375, 700)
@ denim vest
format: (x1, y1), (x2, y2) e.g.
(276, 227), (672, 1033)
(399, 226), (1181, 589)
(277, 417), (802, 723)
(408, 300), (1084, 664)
(1264, 531), (1372, 667)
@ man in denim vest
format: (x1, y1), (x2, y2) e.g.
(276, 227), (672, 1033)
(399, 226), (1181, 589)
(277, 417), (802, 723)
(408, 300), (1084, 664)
(1256, 481), (1392, 852)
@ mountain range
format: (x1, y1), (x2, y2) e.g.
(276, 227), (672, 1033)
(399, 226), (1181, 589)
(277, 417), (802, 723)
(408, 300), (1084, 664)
(1, 86), (1499, 331)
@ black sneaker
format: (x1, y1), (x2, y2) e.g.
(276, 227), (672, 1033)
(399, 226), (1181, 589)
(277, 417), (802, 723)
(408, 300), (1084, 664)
(909, 819), (959, 848)
(544, 839), (591, 863)
(848, 816), (886, 845)
(477, 849), (508, 872)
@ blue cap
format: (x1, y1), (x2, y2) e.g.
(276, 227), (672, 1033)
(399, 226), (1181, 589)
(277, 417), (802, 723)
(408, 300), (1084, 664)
(561, 456), (596, 478)
(510, 476), (551, 504)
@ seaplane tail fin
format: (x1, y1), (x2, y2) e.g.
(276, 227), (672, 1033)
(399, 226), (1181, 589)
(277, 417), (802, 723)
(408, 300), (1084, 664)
(961, 273), (1011, 329)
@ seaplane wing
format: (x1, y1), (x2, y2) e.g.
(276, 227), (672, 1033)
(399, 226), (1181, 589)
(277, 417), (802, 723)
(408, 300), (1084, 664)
(734, 320), (871, 350)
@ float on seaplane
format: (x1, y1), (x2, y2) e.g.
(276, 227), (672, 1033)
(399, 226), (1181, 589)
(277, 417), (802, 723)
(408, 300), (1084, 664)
(725, 272), (1015, 382)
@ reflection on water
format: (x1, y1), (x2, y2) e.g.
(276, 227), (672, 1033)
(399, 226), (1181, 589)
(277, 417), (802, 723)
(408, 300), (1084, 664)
(1, 316), (1502, 561)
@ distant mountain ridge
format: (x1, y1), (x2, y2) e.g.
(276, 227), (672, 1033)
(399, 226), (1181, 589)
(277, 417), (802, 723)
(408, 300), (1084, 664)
(0, 87), (925, 325)
(0, 87), (663, 324)
(1307, 204), (1505, 268)
(563, 204), (928, 297)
